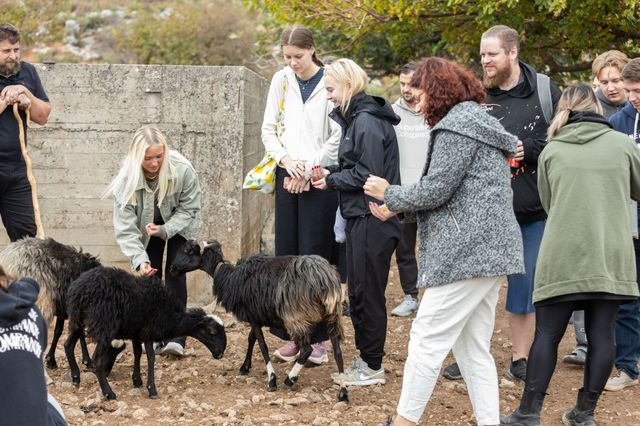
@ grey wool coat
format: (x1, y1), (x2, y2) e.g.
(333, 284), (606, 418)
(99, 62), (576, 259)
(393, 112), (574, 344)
(385, 101), (525, 288)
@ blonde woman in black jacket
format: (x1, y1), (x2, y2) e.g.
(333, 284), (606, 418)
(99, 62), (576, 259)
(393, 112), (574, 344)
(313, 58), (401, 387)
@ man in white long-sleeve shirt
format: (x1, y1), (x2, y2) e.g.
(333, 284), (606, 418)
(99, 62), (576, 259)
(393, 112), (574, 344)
(389, 62), (430, 317)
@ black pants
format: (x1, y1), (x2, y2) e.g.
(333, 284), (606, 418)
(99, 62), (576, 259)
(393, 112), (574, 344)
(271, 167), (339, 342)
(147, 234), (188, 346)
(274, 167), (338, 258)
(526, 299), (621, 394)
(395, 221), (418, 297)
(346, 215), (400, 370)
(0, 162), (36, 241)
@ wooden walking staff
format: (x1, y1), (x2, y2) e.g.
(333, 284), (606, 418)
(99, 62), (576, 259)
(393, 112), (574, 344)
(12, 102), (45, 239)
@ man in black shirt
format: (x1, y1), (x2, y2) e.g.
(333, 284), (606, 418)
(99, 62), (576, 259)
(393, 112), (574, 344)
(443, 24), (561, 385)
(0, 23), (51, 241)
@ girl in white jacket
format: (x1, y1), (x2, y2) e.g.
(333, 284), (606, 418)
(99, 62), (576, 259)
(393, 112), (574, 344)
(261, 26), (341, 364)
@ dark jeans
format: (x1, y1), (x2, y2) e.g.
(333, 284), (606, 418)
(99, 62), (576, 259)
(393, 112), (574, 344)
(271, 167), (339, 343)
(147, 234), (188, 347)
(395, 221), (418, 297)
(614, 239), (640, 379)
(0, 162), (36, 241)
(346, 215), (400, 371)
(526, 299), (620, 394)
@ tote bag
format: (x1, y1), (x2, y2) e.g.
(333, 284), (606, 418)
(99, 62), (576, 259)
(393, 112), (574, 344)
(243, 79), (287, 194)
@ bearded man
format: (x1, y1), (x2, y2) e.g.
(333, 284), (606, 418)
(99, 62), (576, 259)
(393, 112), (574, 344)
(0, 23), (51, 241)
(443, 25), (561, 386)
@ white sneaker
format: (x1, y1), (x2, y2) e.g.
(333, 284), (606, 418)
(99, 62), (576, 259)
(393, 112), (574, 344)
(331, 357), (366, 382)
(391, 295), (419, 317)
(332, 357), (385, 386)
(161, 342), (184, 357)
(141, 342), (163, 355)
(605, 370), (638, 391)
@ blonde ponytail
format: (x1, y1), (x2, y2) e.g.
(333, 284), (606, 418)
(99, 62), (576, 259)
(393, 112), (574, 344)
(547, 84), (603, 140)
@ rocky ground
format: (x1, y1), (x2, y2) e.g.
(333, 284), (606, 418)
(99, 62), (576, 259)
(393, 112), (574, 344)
(48, 271), (640, 425)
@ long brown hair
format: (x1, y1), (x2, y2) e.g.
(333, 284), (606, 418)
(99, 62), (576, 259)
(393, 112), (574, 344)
(547, 84), (602, 139)
(280, 26), (323, 67)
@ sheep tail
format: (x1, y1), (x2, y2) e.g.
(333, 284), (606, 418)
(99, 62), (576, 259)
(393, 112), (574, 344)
(277, 255), (344, 341)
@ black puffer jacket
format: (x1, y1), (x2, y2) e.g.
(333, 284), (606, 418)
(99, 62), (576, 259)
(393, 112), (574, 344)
(325, 92), (401, 219)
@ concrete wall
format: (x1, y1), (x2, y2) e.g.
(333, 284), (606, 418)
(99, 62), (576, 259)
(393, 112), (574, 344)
(0, 64), (272, 305)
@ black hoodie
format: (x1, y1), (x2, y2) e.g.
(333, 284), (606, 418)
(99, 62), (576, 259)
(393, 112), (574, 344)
(483, 61), (562, 223)
(0, 278), (63, 426)
(325, 92), (401, 218)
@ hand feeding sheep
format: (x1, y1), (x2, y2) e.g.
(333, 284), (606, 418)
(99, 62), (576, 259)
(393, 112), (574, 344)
(169, 240), (349, 402)
(0, 237), (101, 370)
(64, 266), (226, 400)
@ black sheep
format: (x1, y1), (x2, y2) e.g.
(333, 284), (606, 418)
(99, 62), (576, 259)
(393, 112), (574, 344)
(0, 237), (101, 370)
(64, 266), (226, 400)
(170, 240), (348, 402)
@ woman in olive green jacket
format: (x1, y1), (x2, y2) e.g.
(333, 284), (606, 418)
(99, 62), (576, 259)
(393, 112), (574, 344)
(502, 85), (640, 426)
(104, 126), (202, 356)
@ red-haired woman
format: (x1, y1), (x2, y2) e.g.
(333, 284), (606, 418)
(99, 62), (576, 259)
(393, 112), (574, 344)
(364, 57), (524, 426)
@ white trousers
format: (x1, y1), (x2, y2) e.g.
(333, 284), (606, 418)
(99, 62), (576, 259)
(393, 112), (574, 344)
(396, 276), (502, 425)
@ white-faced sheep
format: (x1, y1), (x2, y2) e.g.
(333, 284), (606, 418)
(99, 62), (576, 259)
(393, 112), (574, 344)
(169, 240), (349, 402)
(0, 237), (101, 370)
(64, 266), (226, 400)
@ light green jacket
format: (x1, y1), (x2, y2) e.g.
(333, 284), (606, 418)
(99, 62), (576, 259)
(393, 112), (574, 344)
(113, 151), (202, 271)
(535, 121), (640, 303)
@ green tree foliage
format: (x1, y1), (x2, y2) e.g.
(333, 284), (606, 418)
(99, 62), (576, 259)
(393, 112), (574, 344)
(247, 0), (640, 79)
(2, 0), (70, 46)
(113, 1), (257, 67)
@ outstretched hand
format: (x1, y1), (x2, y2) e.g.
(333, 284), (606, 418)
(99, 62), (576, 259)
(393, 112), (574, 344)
(368, 202), (397, 222)
(363, 175), (390, 201)
(138, 262), (158, 276)
(311, 168), (330, 190)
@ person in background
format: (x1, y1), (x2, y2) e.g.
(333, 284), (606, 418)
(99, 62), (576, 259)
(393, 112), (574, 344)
(593, 50), (629, 117)
(604, 57), (640, 393)
(501, 84), (640, 426)
(313, 58), (401, 386)
(103, 125), (202, 357)
(443, 24), (562, 384)
(367, 57), (523, 426)
(0, 265), (67, 425)
(261, 26), (341, 364)
(563, 49), (629, 367)
(0, 23), (51, 242)
(389, 62), (430, 317)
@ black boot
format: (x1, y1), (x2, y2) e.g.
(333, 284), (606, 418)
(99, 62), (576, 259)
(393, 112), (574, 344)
(561, 388), (599, 426)
(500, 390), (545, 425)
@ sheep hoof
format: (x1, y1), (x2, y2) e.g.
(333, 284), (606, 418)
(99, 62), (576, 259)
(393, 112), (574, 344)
(83, 359), (95, 370)
(104, 392), (117, 400)
(239, 365), (250, 375)
(71, 376), (80, 387)
(149, 394), (160, 400)
(267, 375), (277, 392)
(284, 376), (297, 388)
(46, 358), (58, 369)
(132, 378), (143, 388)
(338, 388), (349, 402)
